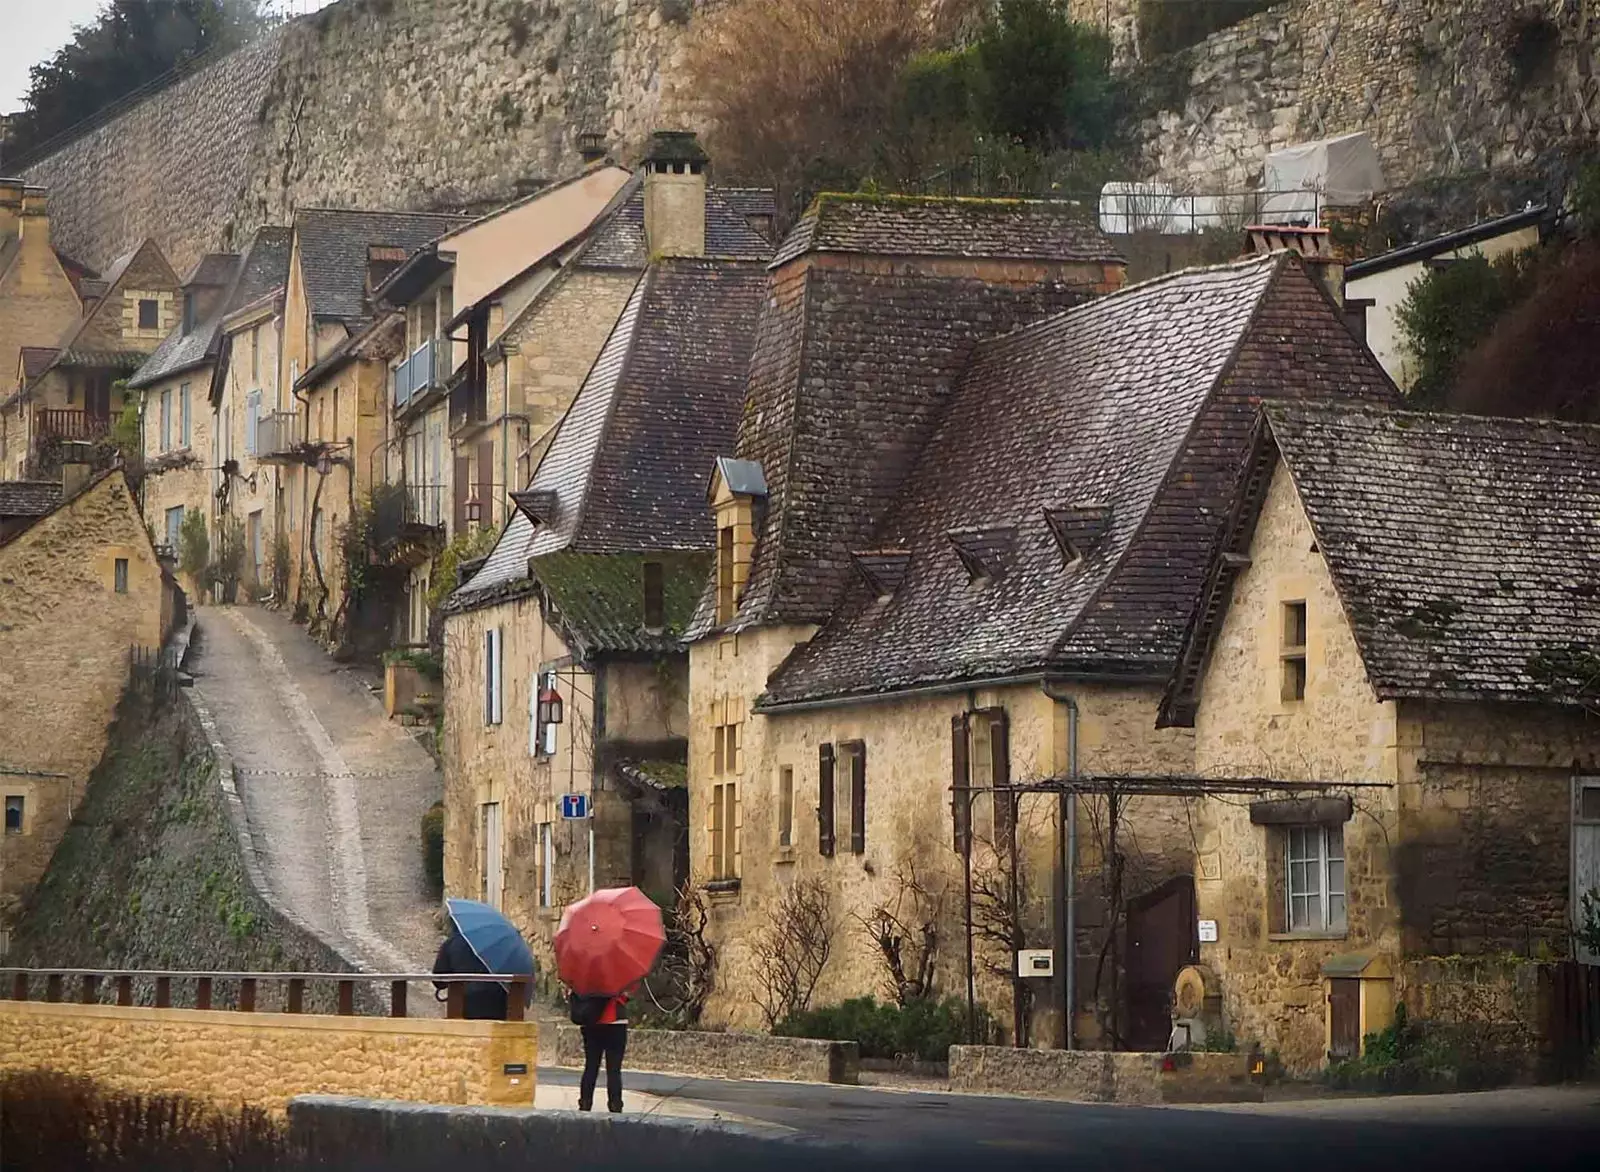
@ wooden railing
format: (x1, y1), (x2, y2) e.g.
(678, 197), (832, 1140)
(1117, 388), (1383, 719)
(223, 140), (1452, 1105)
(1, 969), (532, 1022)
(37, 409), (112, 441)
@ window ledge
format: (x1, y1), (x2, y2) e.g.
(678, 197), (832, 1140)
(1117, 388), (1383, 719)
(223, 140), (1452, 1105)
(706, 878), (742, 899)
(1268, 930), (1348, 942)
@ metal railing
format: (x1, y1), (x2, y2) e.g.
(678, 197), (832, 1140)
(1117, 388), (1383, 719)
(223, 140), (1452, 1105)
(37, 409), (111, 441)
(2, 968), (533, 1022)
(392, 339), (439, 409)
(254, 409), (300, 459)
(404, 482), (447, 529)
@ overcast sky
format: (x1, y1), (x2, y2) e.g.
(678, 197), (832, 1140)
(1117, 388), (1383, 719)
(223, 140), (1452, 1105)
(1, 1), (338, 114)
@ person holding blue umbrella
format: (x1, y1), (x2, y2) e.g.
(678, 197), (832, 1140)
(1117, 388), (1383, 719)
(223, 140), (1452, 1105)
(432, 898), (537, 1020)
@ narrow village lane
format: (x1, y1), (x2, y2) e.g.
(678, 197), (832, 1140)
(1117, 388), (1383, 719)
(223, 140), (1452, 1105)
(188, 605), (444, 994)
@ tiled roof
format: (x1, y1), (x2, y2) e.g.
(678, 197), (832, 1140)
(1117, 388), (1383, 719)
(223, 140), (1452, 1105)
(452, 258), (767, 626)
(578, 183), (776, 269)
(758, 254), (1400, 707)
(20, 347), (57, 380)
(229, 227), (292, 316)
(187, 252), (240, 288)
(770, 193), (1124, 269)
(29, 239), (178, 390)
(0, 480), (63, 517)
(1255, 404), (1600, 706)
(128, 321), (217, 388)
(58, 349), (148, 372)
(294, 208), (469, 323)
(535, 550), (714, 656)
(686, 266), (1089, 640)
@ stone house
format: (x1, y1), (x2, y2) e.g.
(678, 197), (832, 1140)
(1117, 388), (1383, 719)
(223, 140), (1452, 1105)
(0, 467), (177, 939)
(1343, 204), (1550, 391)
(268, 207), (469, 637)
(204, 229), (294, 599)
(0, 184), (95, 439)
(382, 134), (773, 647)
(1159, 403), (1600, 1074)
(685, 211), (1399, 1044)
(439, 256), (767, 971)
(0, 238), (180, 480)
(126, 252), (243, 595)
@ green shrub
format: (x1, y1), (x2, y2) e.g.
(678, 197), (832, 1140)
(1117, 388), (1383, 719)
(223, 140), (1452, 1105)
(1323, 1003), (1520, 1093)
(421, 801), (445, 896)
(774, 995), (989, 1062)
(178, 508), (209, 579)
(1137, 0), (1279, 58)
(384, 647), (443, 681)
(1396, 248), (1541, 404)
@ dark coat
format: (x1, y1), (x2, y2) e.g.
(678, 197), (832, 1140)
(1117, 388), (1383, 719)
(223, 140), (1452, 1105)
(432, 928), (508, 1021)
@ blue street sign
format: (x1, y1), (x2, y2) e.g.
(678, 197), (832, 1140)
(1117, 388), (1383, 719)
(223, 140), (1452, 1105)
(560, 793), (589, 820)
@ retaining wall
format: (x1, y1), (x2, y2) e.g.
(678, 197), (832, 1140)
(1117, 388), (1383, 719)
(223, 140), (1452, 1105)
(551, 1024), (859, 1085)
(948, 1046), (1260, 1104)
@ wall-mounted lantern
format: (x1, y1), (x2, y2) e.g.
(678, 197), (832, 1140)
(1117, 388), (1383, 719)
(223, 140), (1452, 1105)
(466, 497), (482, 524)
(538, 683), (564, 726)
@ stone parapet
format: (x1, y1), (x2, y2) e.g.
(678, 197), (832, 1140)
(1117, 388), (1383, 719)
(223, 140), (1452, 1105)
(948, 1046), (1260, 1104)
(551, 1025), (859, 1085)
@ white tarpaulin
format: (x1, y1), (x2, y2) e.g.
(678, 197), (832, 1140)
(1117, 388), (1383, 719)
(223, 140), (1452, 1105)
(1098, 182), (1230, 235)
(1259, 132), (1386, 225)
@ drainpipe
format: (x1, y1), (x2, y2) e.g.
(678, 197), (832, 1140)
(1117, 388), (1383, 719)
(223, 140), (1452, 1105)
(590, 663), (606, 895)
(1043, 681), (1080, 1050)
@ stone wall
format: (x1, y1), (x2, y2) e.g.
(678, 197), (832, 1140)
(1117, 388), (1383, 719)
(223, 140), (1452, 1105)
(948, 1044), (1259, 1103)
(21, 1), (720, 275)
(1134, 1), (1600, 198)
(551, 1024), (860, 1083)
(0, 1001), (537, 1112)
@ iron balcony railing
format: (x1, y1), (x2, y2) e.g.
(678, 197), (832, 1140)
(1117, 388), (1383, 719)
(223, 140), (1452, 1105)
(392, 338), (440, 410)
(255, 410), (300, 459)
(405, 482), (446, 529)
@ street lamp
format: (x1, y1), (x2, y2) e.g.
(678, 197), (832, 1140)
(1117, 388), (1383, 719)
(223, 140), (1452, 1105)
(465, 497), (482, 524)
(537, 683), (564, 726)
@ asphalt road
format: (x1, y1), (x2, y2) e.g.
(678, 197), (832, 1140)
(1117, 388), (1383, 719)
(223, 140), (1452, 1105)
(539, 1068), (1600, 1172)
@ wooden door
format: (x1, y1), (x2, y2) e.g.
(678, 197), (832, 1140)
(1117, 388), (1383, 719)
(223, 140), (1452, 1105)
(1327, 978), (1361, 1061)
(1575, 778), (1600, 965)
(1124, 876), (1197, 1050)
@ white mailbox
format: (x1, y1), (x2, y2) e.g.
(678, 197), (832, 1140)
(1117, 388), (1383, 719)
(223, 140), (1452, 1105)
(1017, 949), (1054, 978)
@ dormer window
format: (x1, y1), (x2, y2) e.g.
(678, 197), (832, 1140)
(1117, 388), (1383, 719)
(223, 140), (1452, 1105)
(1044, 503), (1112, 567)
(708, 457), (768, 628)
(181, 293), (195, 335)
(947, 527), (1016, 583)
(511, 489), (558, 528)
(852, 549), (910, 601)
(717, 526), (736, 624)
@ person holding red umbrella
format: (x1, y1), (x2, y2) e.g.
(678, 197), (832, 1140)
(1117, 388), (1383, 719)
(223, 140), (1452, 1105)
(555, 886), (666, 1115)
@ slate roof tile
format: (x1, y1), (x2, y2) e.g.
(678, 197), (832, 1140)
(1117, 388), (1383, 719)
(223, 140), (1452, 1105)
(770, 193), (1124, 268)
(294, 209), (469, 324)
(0, 480), (63, 517)
(759, 254), (1400, 707)
(1266, 404), (1600, 705)
(578, 184), (777, 269)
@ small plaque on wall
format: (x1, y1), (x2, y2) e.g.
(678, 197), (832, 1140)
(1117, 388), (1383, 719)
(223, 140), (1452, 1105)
(1197, 919), (1219, 943)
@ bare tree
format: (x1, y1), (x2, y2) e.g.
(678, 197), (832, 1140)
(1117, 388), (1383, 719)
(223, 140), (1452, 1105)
(753, 877), (835, 1029)
(644, 878), (719, 1027)
(853, 855), (943, 1006)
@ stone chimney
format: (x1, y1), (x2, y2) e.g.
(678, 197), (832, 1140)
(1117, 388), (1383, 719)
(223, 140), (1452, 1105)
(1243, 223), (1343, 306)
(61, 458), (92, 498)
(642, 130), (708, 259)
(578, 131), (608, 165)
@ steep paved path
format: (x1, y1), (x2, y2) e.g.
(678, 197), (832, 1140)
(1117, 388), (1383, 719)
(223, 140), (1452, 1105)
(188, 606), (444, 1000)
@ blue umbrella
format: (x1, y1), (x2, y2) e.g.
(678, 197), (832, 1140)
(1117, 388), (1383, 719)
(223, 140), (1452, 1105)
(445, 898), (536, 1004)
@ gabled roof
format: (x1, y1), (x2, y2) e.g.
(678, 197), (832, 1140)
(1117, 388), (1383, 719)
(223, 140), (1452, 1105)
(685, 265), (1090, 641)
(20, 347), (57, 381)
(770, 193), (1125, 269)
(187, 252), (240, 289)
(1166, 404), (1600, 720)
(1344, 204), (1550, 281)
(757, 254), (1400, 709)
(294, 208), (470, 325)
(0, 480), (63, 518)
(450, 258), (768, 635)
(295, 309), (405, 391)
(577, 180), (777, 269)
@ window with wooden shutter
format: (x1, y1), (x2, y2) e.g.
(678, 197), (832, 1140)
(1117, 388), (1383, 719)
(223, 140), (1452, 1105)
(710, 784), (726, 878)
(951, 713), (971, 854)
(730, 783), (742, 878)
(453, 454), (471, 533)
(845, 741), (867, 855)
(990, 709), (1014, 855)
(476, 440), (494, 525)
(483, 627), (503, 726)
(818, 744), (836, 857)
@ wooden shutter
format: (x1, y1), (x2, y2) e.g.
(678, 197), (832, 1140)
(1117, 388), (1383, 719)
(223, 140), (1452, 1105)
(453, 454), (471, 533)
(991, 709), (1013, 854)
(732, 783), (743, 878)
(952, 713), (971, 854)
(484, 629), (495, 725)
(710, 784), (725, 879)
(849, 743), (867, 855)
(818, 744), (836, 857)
(476, 440), (494, 524)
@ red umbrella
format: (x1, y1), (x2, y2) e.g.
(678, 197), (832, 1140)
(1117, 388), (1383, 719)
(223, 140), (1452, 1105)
(554, 886), (666, 996)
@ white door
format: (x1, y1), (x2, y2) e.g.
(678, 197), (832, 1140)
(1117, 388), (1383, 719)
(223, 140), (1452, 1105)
(1575, 778), (1600, 965)
(482, 802), (504, 911)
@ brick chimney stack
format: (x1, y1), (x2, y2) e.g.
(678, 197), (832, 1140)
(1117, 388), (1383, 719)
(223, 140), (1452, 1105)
(642, 130), (708, 259)
(1243, 223), (1344, 306)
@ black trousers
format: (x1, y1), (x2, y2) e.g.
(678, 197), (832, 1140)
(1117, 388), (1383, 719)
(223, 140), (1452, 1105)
(578, 1023), (627, 1110)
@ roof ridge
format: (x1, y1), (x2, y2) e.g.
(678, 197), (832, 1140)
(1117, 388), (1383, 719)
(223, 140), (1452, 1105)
(1269, 399), (1600, 438)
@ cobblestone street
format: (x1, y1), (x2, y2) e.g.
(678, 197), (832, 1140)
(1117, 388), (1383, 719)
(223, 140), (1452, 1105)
(188, 606), (444, 997)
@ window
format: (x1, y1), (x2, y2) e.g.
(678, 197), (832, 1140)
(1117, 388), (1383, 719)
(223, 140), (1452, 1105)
(1281, 601), (1307, 702)
(643, 561), (664, 631)
(159, 389), (172, 451)
(716, 526), (735, 623)
(711, 703), (740, 778)
(818, 743), (836, 857)
(1285, 825), (1346, 933)
(777, 766), (794, 849)
(956, 709), (1013, 853)
(245, 390), (261, 456)
(113, 558), (128, 594)
(332, 386), (340, 441)
(180, 383), (191, 448)
(165, 506), (184, 552)
(538, 822), (553, 907)
(250, 326), (260, 383)
(484, 626), (504, 726)
(4, 796), (22, 835)
(837, 741), (867, 855)
(710, 782), (739, 880)
(138, 298), (159, 330)
(480, 802), (504, 910)
(182, 293), (195, 335)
